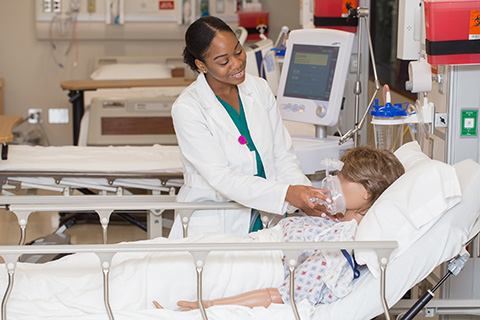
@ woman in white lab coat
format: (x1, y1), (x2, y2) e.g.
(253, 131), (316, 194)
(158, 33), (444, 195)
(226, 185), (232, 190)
(168, 16), (329, 238)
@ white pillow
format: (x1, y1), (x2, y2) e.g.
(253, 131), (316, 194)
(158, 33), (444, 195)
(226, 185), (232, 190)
(354, 143), (462, 278)
(394, 140), (430, 171)
(90, 63), (173, 80)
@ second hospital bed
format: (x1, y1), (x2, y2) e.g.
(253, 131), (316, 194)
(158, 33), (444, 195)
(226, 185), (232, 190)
(1, 142), (480, 319)
(0, 143), (185, 242)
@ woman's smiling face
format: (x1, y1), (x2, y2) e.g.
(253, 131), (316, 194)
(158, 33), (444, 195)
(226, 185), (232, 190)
(195, 30), (247, 89)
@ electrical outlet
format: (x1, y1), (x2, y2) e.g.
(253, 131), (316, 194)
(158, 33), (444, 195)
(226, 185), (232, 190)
(48, 108), (69, 124)
(28, 109), (43, 124)
(53, 0), (61, 13)
(435, 113), (448, 128)
(43, 0), (52, 13)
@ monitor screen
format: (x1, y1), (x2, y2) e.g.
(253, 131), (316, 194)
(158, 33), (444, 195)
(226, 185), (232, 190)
(283, 44), (339, 102)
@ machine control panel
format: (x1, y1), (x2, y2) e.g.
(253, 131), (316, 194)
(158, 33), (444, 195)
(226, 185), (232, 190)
(281, 103), (306, 114)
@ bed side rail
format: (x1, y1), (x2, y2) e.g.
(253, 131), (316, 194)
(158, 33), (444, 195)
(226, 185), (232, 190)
(0, 241), (398, 320)
(6, 200), (245, 245)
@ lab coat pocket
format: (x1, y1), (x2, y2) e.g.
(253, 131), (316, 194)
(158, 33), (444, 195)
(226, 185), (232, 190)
(233, 144), (255, 176)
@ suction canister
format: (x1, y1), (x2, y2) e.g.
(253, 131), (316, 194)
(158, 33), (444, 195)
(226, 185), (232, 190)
(370, 97), (408, 152)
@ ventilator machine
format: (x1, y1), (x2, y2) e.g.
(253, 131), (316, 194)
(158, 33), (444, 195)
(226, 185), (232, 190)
(277, 28), (355, 174)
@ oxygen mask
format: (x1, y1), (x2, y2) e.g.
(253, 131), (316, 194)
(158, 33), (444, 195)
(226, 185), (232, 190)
(310, 158), (346, 215)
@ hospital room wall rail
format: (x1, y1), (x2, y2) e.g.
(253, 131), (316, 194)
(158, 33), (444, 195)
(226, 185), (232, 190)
(0, 240), (398, 320)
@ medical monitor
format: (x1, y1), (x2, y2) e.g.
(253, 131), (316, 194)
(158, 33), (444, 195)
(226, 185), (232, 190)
(277, 29), (354, 127)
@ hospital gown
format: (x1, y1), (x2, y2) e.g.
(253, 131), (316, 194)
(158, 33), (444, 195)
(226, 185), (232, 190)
(277, 216), (357, 306)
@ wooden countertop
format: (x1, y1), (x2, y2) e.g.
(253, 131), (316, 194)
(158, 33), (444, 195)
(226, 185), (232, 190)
(60, 78), (196, 91)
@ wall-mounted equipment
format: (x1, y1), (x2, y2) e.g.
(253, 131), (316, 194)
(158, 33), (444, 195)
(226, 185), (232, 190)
(36, 0), (240, 40)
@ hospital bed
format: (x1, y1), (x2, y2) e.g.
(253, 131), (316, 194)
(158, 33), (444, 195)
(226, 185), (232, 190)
(0, 143), (185, 241)
(1, 141), (480, 320)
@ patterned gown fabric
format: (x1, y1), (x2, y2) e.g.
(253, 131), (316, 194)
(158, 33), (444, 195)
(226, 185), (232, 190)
(277, 216), (357, 306)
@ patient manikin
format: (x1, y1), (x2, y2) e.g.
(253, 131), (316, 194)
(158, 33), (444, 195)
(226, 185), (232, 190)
(154, 146), (405, 310)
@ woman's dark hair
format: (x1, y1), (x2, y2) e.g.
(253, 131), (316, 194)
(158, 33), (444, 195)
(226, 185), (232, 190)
(183, 16), (235, 72)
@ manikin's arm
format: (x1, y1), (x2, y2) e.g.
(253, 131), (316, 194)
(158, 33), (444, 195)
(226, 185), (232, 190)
(154, 288), (283, 310)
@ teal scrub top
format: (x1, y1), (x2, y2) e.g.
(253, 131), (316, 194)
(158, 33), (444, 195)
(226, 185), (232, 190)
(216, 94), (265, 232)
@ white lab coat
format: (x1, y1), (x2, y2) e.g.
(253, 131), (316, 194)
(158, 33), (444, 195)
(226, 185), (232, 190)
(169, 73), (310, 238)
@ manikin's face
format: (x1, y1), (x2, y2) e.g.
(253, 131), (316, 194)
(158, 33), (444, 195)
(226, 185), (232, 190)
(195, 31), (247, 91)
(338, 174), (370, 224)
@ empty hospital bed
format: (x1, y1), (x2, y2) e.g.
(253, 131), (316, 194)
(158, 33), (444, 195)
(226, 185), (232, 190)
(0, 143), (185, 242)
(0, 141), (480, 319)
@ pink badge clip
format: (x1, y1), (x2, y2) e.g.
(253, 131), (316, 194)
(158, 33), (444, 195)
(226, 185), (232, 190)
(238, 136), (247, 145)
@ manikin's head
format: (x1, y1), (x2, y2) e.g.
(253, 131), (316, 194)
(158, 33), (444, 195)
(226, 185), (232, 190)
(338, 145), (405, 224)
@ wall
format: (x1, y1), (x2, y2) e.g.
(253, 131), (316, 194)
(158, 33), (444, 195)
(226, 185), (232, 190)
(0, 0), (301, 146)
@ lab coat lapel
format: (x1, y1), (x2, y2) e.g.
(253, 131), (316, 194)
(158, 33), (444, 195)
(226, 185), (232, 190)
(196, 74), (241, 139)
(241, 85), (265, 152)
(241, 88), (256, 135)
(240, 80), (273, 180)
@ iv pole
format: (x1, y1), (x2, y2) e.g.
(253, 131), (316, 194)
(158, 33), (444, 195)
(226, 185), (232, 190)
(338, 4), (381, 146)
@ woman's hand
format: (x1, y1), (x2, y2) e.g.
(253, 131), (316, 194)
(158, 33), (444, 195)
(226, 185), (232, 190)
(286, 185), (343, 221)
(285, 185), (329, 212)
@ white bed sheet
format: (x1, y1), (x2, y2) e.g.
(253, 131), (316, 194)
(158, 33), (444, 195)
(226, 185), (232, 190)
(1, 145), (182, 173)
(0, 144), (183, 191)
